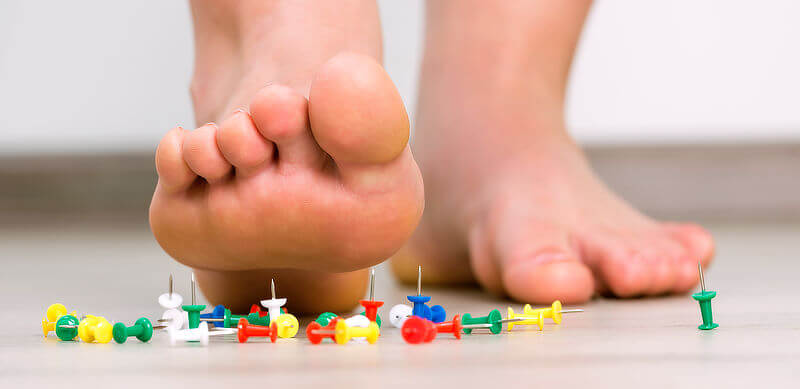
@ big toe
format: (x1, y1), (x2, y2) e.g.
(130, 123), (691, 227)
(308, 52), (411, 185)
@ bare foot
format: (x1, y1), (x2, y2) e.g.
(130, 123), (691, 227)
(393, 0), (714, 303)
(149, 1), (423, 313)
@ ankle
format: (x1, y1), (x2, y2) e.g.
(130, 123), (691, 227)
(189, 0), (383, 122)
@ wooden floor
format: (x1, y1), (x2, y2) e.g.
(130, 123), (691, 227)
(2, 221), (798, 387)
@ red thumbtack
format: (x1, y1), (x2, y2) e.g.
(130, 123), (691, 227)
(401, 315), (467, 344)
(306, 317), (339, 344)
(434, 314), (463, 339)
(237, 318), (277, 343)
(249, 304), (267, 317)
(359, 269), (384, 323)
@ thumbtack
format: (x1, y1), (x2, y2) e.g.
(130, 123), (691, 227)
(522, 300), (584, 324)
(692, 262), (719, 330)
(181, 273), (207, 329)
(168, 322), (234, 346)
(358, 268), (384, 327)
(78, 315), (114, 344)
(200, 309), (268, 328)
(306, 317), (340, 345)
(53, 315), (80, 341)
(333, 318), (380, 345)
(259, 278), (299, 338)
(42, 303), (78, 339)
(237, 318), (278, 343)
(250, 304), (287, 318)
(158, 274), (183, 309)
(113, 317), (163, 344)
(507, 307), (544, 331)
(199, 305), (226, 327)
(461, 309), (522, 334)
(158, 274), (189, 331)
(389, 304), (413, 328)
(406, 266), (446, 323)
(401, 315), (465, 344)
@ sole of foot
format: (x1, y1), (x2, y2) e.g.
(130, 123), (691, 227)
(149, 53), (424, 311)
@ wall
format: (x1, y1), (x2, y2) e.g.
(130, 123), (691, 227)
(1, 0), (798, 154)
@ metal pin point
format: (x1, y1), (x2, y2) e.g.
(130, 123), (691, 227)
(417, 265), (422, 296)
(191, 273), (196, 305)
(369, 268), (376, 301)
(461, 323), (495, 329)
(169, 273), (173, 298)
(560, 309), (585, 314)
(497, 318), (526, 323)
(271, 279), (276, 300)
(698, 261), (706, 292)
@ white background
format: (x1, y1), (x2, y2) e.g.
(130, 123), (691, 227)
(1, 0), (798, 154)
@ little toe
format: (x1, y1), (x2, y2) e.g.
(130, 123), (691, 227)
(155, 126), (197, 193)
(249, 84), (326, 169)
(487, 219), (594, 303)
(182, 123), (233, 183)
(217, 109), (275, 176)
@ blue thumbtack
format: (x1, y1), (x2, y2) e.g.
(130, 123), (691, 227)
(200, 305), (226, 327)
(407, 265), (446, 323)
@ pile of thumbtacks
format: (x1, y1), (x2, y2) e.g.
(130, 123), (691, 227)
(41, 263), (718, 346)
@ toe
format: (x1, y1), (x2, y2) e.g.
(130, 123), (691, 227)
(249, 85), (326, 169)
(155, 126), (197, 193)
(665, 222), (715, 267)
(308, 52), (409, 167)
(587, 238), (654, 298)
(480, 216), (594, 304)
(217, 109), (275, 175)
(182, 123), (233, 183)
(671, 255), (700, 293)
(639, 249), (679, 296)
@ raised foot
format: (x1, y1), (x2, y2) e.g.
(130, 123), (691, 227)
(149, 53), (424, 310)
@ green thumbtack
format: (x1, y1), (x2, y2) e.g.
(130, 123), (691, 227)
(316, 312), (339, 326)
(461, 309), (504, 334)
(54, 315), (80, 341)
(113, 317), (160, 343)
(181, 273), (206, 329)
(221, 310), (270, 328)
(691, 262), (718, 330)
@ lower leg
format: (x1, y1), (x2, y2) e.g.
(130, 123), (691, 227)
(396, 0), (714, 302)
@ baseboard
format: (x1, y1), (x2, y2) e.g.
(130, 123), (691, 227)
(1, 143), (797, 226)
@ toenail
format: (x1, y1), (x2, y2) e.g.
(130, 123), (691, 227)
(234, 108), (250, 115)
(530, 252), (571, 265)
(204, 122), (218, 129)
